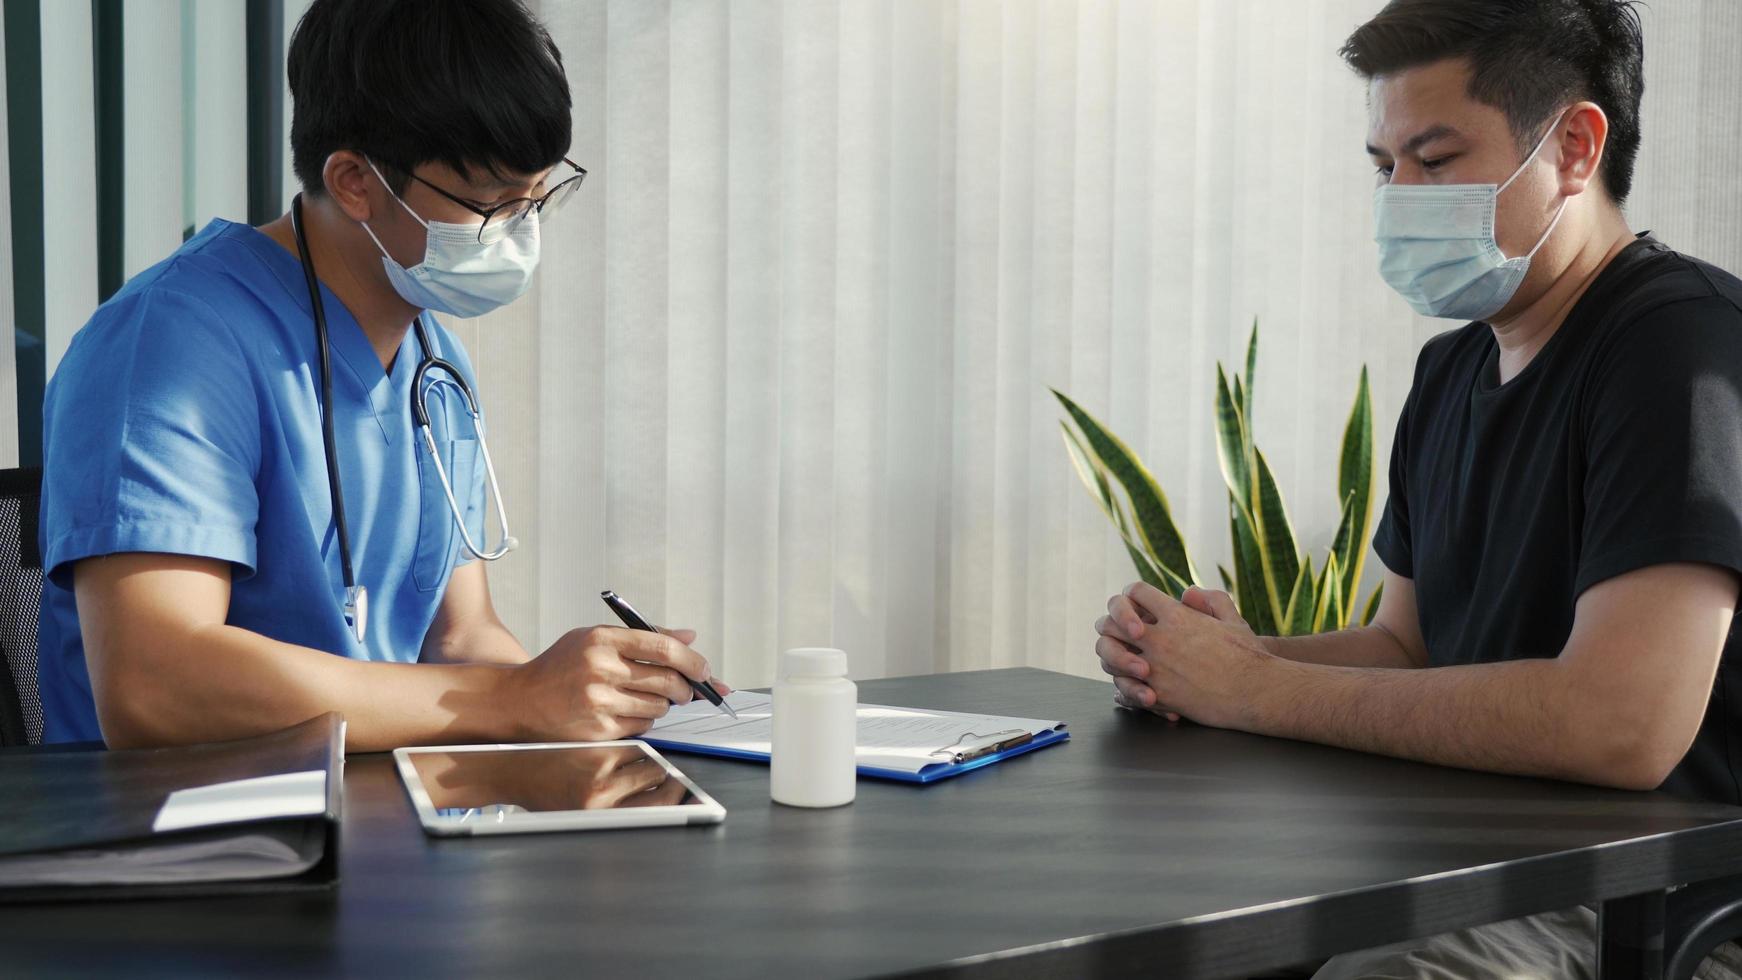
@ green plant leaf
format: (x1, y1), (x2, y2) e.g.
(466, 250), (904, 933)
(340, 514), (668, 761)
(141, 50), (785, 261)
(1335, 572), (1349, 628)
(1249, 447), (1301, 628)
(1336, 366), (1375, 604)
(1243, 318), (1258, 432)
(1053, 330), (1379, 640)
(1311, 552), (1342, 633)
(1325, 489), (1358, 626)
(1054, 390), (1199, 587)
(1214, 366), (1250, 508)
(1282, 556), (1314, 637)
(1361, 580), (1384, 626)
(1230, 503), (1275, 636)
(1060, 423), (1188, 596)
(1122, 540), (1168, 593)
(1060, 423), (1118, 520)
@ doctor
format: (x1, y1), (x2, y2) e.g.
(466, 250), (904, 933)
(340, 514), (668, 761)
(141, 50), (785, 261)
(37, 0), (725, 750)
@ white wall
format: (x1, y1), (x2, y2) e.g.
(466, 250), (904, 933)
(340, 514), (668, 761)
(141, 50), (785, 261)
(185, 0), (249, 238)
(37, 1), (99, 380)
(122, 0), (185, 280)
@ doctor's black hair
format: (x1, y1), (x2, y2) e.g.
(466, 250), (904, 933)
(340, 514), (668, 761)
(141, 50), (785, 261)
(1340, 0), (1645, 205)
(287, 0), (572, 196)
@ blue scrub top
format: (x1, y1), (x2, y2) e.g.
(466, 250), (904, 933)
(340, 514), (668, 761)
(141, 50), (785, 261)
(37, 219), (488, 743)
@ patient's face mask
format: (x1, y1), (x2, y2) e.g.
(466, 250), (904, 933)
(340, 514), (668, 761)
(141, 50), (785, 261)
(1372, 116), (1568, 321)
(359, 159), (541, 319)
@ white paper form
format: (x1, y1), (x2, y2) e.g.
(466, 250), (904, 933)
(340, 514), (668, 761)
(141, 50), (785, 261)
(648, 692), (1066, 774)
(153, 771), (328, 833)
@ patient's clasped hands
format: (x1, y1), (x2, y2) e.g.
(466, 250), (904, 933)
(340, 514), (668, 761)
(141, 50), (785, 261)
(1095, 584), (1277, 730)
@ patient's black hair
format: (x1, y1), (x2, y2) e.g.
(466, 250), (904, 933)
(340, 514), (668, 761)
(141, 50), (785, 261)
(287, 0), (572, 195)
(1341, 0), (1645, 205)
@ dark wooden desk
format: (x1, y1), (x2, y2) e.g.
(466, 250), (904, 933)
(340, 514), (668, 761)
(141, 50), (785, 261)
(6, 668), (1742, 978)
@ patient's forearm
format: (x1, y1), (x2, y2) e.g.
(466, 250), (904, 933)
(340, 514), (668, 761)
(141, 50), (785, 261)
(1261, 625), (1423, 669)
(94, 624), (520, 752)
(1248, 656), (1658, 789)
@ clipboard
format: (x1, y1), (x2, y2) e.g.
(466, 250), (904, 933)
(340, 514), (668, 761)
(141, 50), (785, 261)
(641, 693), (1071, 784)
(862, 727), (1071, 783)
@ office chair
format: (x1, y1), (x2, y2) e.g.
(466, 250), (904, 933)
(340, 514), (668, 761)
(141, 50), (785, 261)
(1660, 879), (1742, 980)
(0, 466), (44, 747)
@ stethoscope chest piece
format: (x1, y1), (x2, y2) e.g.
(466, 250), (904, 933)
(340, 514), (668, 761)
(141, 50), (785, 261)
(344, 584), (369, 643)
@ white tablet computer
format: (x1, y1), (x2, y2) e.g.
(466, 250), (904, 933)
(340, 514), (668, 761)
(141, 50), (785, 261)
(394, 741), (727, 837)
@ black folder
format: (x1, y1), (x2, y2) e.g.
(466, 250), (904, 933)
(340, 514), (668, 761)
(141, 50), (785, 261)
(0, 712), (343, 903)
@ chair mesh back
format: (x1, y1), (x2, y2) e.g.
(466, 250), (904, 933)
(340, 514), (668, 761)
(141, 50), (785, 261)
(0, 468), (44, 746)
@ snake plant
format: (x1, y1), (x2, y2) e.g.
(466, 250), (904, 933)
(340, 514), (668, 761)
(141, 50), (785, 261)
(1054, 321), (1383, 636)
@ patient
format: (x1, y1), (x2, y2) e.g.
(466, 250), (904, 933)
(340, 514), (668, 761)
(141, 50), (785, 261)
(1094, 2), (1742, 977)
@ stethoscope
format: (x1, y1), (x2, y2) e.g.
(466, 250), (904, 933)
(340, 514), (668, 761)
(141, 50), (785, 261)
(291, 193), (516, 643)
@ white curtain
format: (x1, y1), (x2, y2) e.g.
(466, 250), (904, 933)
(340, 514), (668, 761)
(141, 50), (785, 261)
(8, 0), (1742, 688)
(445, 0), (1742, 689)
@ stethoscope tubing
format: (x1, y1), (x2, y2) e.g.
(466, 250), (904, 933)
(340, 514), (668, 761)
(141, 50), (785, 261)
(289, 193), (515, 642)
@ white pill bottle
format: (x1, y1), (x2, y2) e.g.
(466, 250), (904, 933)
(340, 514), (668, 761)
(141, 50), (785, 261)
(770, 647), (857, 808)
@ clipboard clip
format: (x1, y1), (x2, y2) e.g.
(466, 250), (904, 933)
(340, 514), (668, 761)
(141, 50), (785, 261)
(927, 729), (1033, 765)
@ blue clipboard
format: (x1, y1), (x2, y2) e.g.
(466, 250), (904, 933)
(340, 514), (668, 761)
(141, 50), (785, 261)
(640, 727), (1070, 784)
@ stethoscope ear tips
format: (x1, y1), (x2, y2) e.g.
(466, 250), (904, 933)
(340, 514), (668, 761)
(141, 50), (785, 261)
(503, 536), (521, 553)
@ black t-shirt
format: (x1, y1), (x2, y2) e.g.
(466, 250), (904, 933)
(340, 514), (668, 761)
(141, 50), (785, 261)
(1373, 235), (1742, 805)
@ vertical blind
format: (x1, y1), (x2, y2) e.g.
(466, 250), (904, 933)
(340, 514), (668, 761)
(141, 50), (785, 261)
(3, 0), (306, 466)
(4, 0), (1741, 689)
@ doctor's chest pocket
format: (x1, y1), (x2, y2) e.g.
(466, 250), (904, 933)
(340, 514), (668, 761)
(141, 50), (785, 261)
(413, 436), (481, 592)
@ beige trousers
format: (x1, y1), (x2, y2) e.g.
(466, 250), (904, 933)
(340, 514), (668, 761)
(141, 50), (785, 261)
(1310, 906), (1742, 980)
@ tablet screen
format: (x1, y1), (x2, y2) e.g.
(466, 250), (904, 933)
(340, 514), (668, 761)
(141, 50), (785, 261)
(408, 743), (699, 817)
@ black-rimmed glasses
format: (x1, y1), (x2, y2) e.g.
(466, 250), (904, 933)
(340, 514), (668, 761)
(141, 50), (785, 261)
(401, 158), (587, 245)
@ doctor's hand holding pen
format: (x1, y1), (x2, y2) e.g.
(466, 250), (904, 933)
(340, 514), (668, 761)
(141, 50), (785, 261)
(503, 626), (733, 742)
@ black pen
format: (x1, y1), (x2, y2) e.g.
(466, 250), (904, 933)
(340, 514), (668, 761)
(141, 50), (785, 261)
(601, 590), (737, 719)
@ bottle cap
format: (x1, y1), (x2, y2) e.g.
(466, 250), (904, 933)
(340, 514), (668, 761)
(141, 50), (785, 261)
(780, 647), (848, 679)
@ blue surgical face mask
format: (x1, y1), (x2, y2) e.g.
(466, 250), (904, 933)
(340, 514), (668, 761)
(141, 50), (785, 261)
(1372, 118), (1568, 321)
(359, 159), (541, 319)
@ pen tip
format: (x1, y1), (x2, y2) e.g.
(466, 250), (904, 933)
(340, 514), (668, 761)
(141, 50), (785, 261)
(722, 701), (739, 720)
